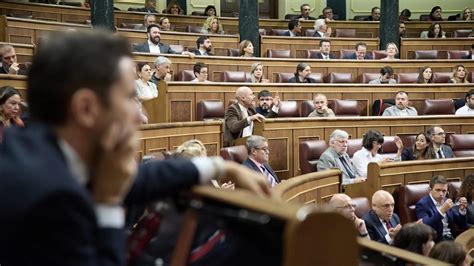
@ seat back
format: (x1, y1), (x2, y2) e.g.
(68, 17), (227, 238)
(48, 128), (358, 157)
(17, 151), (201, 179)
(196, 101), (225, 121)
(284, 14), (299, 20)
(278, 101), (299, 117)
(339, 49), (356, 59)
(300, 100), (315, 117)
(397, 73), (418, 84)
(334, 29), (356, 37)
(372, 50), (388, 59)
(227, 48), (240, 57)
(305, 29), (316, 36)
(309, 73), (324, 83)
(120, 23), (145, 30)
(398, 184), (430, 224)
(419, 14), (430, 21)
(275, 72), (294, 83)
(169, 44), (184, 54)
(454, 29), (473, 37)
(329, 100), (360, 116)
(177, 70), (195, 81)
(371, 99), (395, 116)
(360, 73), (380, 83)
(449, 181), (462, 200)
(221, 71), (248, 82)
(271, 29), (289, 36)
(352, 197), (370, 218)
(381, 136), (399, 157)
(433, 72), (453, 83)
(448, 50), (470, 59)
(259, 28), (267, 35)
(449, 134), (474, 157)
(353, 15), (369, 21)
(220, 145), (248, 164)
(299, 140), (328, 174)
(420, 99), (455, 115)
(306, 49), (321, 59)
(267, 49), (291, 58)
(347, 138), (362, 158)
(328, 73), (353, 83)
(415, 50), (438, 59)
(186, 25), (202, 33)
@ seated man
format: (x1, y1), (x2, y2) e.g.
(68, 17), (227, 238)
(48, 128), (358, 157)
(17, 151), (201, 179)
(150, 56), (172, 84)
(382, 91), (418, 116)
(308, 93), (335, 117)
(416, 175), (467, 241)
(317, 129), (365, 184)
(297, 3), (316, 20)
(368, 66), (397, 84)
(313, 19), (331, 38)
(288, 63), (316, 83)
(144, 14), (156, 28)
(133, 24), (193, 56)
(329, 193), (369, 238)
(191, 62), (210, 82)
(455, 89), (474, 115)
(0, 45), (27, 75)
(194, 36), (213, 56)
(363, 190), (401, 245)
(364, 7), (381, 21)
(314, 39), (334, 59)
(223, 86), (265, 147)
(427, 126), (454, 158)
(343, 42), (373, 60)
(255, 90), (280, 118)
(320, 6), (335, 21)
(243, 135), (280, 187)
(285, 19), (302, 36)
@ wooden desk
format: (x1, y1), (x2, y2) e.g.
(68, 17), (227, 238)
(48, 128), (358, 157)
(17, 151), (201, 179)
(255, 116), (474, 179)
(401, 38), (474, 59)
(260, 36), (379, 58)
(404, 20), (474, 38)
(344, 157), (474, 200)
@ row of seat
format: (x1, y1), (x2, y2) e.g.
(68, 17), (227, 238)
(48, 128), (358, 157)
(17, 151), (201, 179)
(196, 98), (462, 121)
(299, 133), (474, 175)
(269, 28), (473, 38)
(179, 70), (473, 83)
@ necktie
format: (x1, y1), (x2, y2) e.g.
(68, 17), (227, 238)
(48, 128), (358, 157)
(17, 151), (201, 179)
(260, 166), (276, 187)
(438, 149), (444, 159)
(384, 220), (392, 230)
(339, 156), (356, 179)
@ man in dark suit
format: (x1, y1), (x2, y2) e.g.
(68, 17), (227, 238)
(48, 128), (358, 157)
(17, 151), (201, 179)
(330, 193), (370, 238)
(284, 19), (302, 37)
(297, 3), (316, 20)
(342, 42), (373, 60)
(313, 19), (331, 38)
(243, 135), (280, 187)
(287, 62), (316, 83)
(363, 7), (381, 21)
(133, 24), (177, 54)
(194, 36), (213, 56)
(426, 126), (455, 159)
(416, 175), (467, 242)
(313, 39), (335, 59)
(255, 90), (280, 118)
(363, 190), (401, 245)
(0, 44), (27, 75)
(224, 86), (265, 147)
(0, 32), (272, 266)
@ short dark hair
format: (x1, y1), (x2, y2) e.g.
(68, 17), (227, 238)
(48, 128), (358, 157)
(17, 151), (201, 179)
(0, 86), (20, 106)
(380, 66), (393, 76)
(429, 175), (447, 188)
(300, 3), (310, 11)
(426, 125), (441, 138)
(429, 241), (467, 265)
(28, 31), (131, 125)
(371, 7), (380, 13)
(193, 62), (207, 76)
(393, 223), (436, 255)
(196, 36), (210, 48)
(355, 42), (367, 50)
(322, 6), (332, 14)
(146, 23), (160, 33)
(319, 39), (331, 47)
(257, 90), (272, 99)
(288, 19), (300, 31)
(136, 62), (149, 74)
(204, 5), (216, 14)
(465, 89), (474, 101)
(430, 6), (441, 15)
(362, 130), (384, 150)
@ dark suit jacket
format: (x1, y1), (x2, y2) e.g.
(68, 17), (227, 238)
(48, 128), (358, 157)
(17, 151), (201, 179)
(283, 30), (291, 36)
(439, 144), (455, 158)
(401, 148), (416, 161)
(287, 75), (316, 83)
(342, 53), (373, 60)
(296, 15), (316, 20)
(133, 41), (177, 54)
(416, 194), (467, 241)
(242, 158), (280, 184)
(0, 123), (200, 266)
(313, 31), (324, 37)
(255, 106), (278, 118)
(193, 50), (213, 56)
(224, 103), (256, 147)
(363, 210), (400, 245)
(313, 52), (335, 59)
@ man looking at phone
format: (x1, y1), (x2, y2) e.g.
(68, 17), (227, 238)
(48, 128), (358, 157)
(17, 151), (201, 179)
(416, 175), (467, 242)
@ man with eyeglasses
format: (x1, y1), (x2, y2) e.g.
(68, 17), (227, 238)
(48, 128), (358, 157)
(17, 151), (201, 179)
(330, 193), (369, 238)
(255, 90), (280, 118)
(363, 190), (401, 245)
(318, 129), (365, 184)
(426, 126), (454, 159)
(243, 135), (279, 187)
(455, 89), (474, 115)
(416, 175), (467, 242)
(297, 4), (316, 20)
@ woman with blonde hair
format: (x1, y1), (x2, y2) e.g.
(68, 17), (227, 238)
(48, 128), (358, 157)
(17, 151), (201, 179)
(462, 7), (472, 20)
(247, 62), (269, 83)
(449, 65), (470, 84)
(201, 16), (225, 34)
(381, 42), (399, 60)
(176, 139), (207, 158)
(239, 40), (254, 57)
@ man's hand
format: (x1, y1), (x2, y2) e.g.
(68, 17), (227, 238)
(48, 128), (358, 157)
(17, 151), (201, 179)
(8, 62), (20, 75)
(249, 113), (265, 122)
(440, 198), (454, 214)
(388, 224), (402, 239)
(354, 218), (368, 236)
(164, 73), (172, 81)
(221, 161), (273, 199)
(181, 51), (195, 59)
(272, 94), (280, 107)
(91, 122), (138, 205)
(394, 136), (403, 151)
(354, 177), (366, 183)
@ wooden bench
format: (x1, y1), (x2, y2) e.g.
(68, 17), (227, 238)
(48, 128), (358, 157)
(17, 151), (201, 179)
(344, 157), (474, 200)
(401, 38), (474, 59)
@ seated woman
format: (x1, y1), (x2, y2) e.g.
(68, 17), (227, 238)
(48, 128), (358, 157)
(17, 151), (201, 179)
(239, 40), (254, 57)
(416, 66), (434, 84)
(420, 23), (446, 38)
(191, 62), (210, 83)
(393, 223), (435, 256)
(201, 16), (225, 34)
(0, 86), (24, 143)
(204, 5), (217, 17)
(158, 17), (173, 31)
(449, 65), (470, 84)
(165, 1), (184, 15)
(352, 130), (403, 178)
(380, 42), (399, 60)
(429, 241), (469, 266)
(462, 7), (472, 20)
(135, 62), (158, 102)
(247, 62), (269, 83)
(401, 133), (436, 161)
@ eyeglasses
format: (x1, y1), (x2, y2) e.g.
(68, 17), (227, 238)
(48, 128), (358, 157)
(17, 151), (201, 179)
(379, 203), (395, 209)
(435, 132), (446, 136)
(335, 139), (348, 144)
(336, 204), (356, 210)
(255, 147), (270, 153)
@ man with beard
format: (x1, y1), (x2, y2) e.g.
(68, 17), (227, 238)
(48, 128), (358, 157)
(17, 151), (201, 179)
(455, 89), (474, 115)
(133, 24), (193, 56)
(382, 91), (418, 116)
(255, 90), (280, 118)
(287, 63), (316, 83)
(194, 36), (213, 56)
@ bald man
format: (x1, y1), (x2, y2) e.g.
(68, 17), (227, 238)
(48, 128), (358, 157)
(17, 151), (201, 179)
(362, 190), (401, 245)
(224, 86), (265, 146)
(330, 193), (369, 238)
